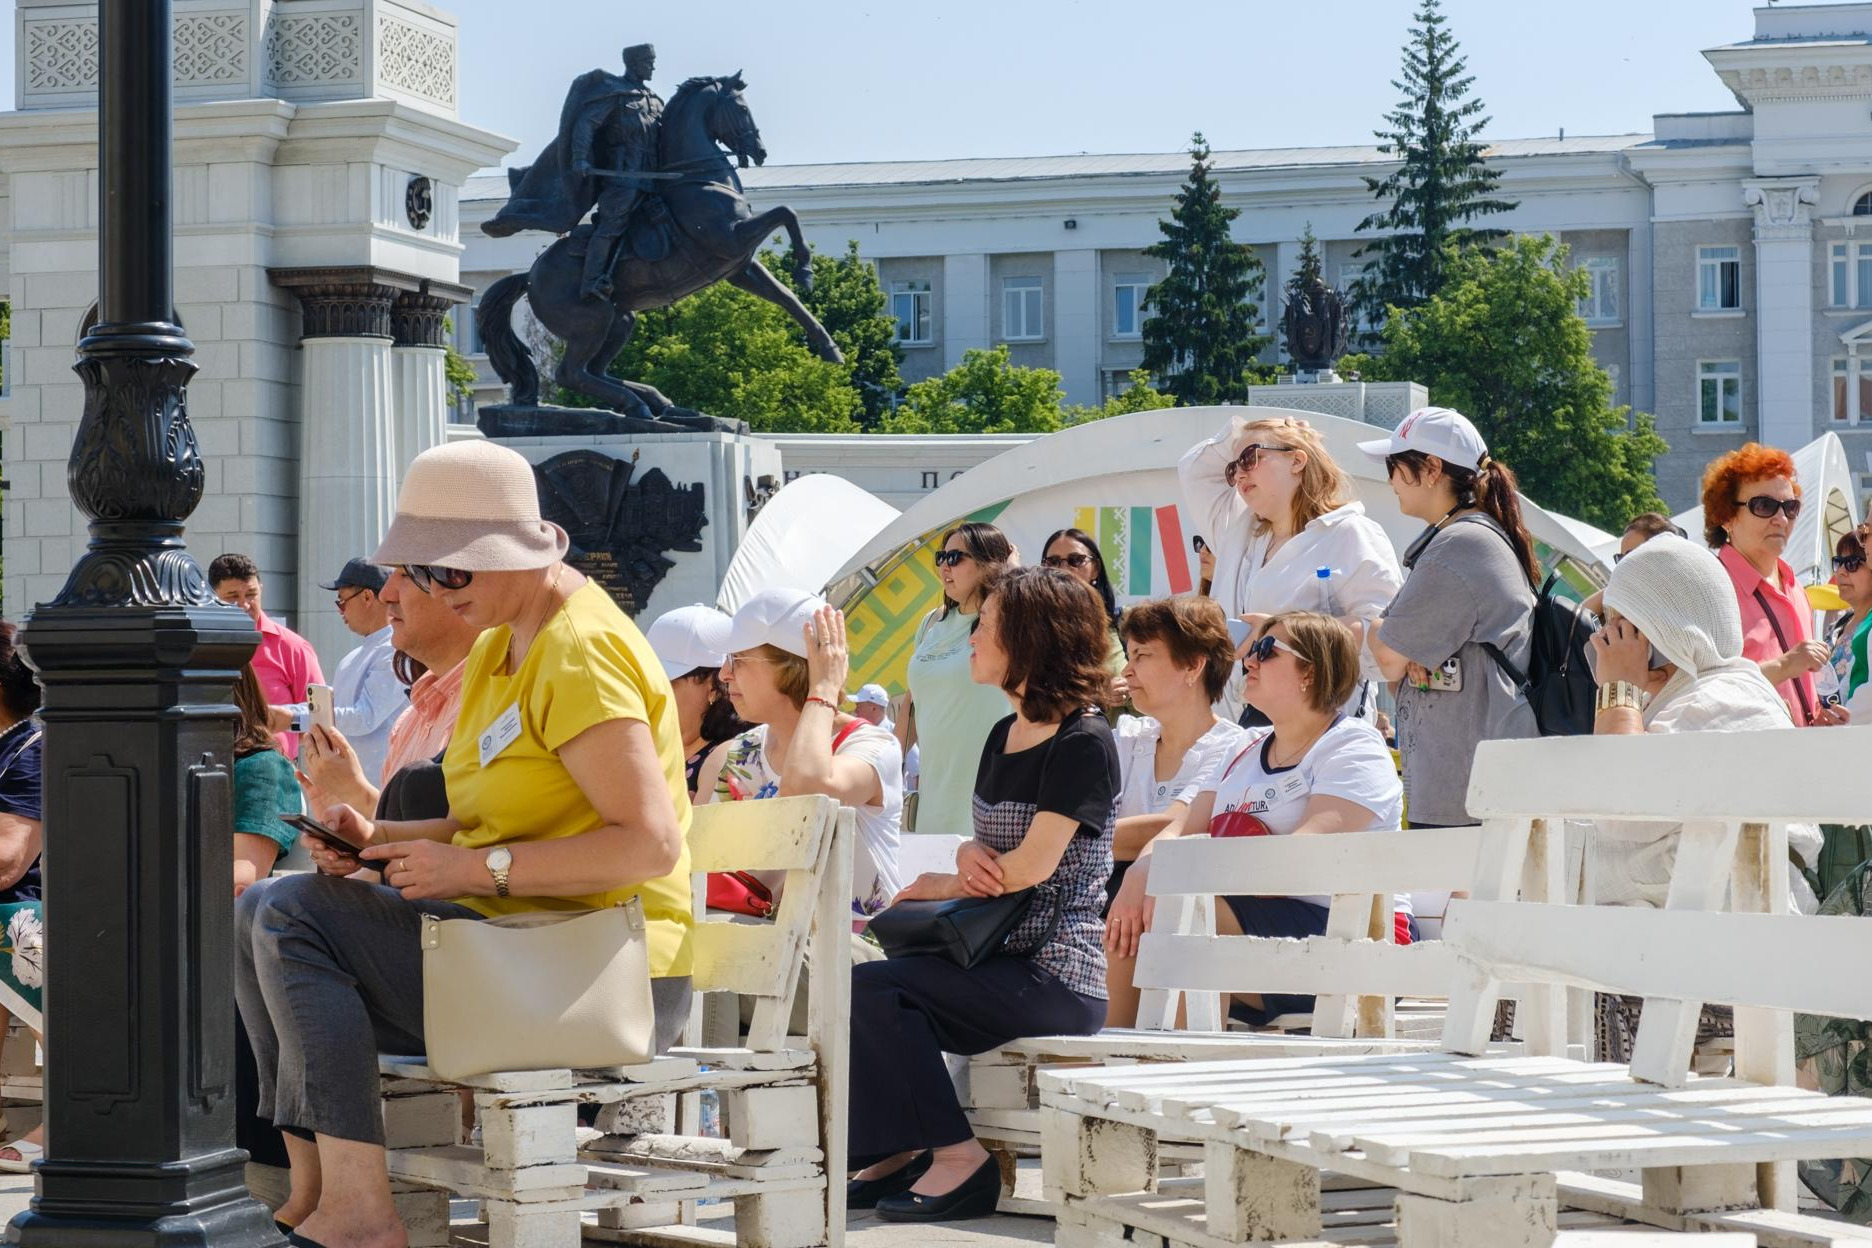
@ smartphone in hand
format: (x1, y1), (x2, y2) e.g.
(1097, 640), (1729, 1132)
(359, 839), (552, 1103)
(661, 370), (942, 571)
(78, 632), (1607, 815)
(280, 812), (365, 856)
(307, 684), (334, 731)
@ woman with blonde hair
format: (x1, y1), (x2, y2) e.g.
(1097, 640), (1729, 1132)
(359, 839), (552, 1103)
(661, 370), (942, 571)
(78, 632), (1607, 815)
(1179, 414), (1402, 725)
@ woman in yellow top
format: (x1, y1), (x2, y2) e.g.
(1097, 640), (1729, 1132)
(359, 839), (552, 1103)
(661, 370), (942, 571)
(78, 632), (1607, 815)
(232, 440), (693, 1248)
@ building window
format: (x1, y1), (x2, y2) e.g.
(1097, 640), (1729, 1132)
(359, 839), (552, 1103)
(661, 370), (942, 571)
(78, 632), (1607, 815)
(1831, 242), (1872, 309)
(1696, 246), (1741, 312)
(1854, 192), (1872, 216)
(1698, 359), (1743, 426)
(458, 302), (482, 355)
(1833, 357), (1872, 424)
(1002, 276), (1044, 341)
(1578, 257), (1620, 326)
(889, 279), (932, 346)
(1112, 275), (1151, 340)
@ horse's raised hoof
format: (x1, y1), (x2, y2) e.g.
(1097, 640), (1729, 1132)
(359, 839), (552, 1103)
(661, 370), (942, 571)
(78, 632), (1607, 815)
(818, 342), (846, 366)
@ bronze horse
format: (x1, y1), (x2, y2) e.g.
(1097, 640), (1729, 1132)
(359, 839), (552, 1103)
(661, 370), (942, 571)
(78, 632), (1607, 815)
(477, 74), (843, 422)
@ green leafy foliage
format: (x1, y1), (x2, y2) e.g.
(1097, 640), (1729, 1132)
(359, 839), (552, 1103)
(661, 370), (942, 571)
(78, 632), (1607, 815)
(1350, 234), (1666, 531)
(1140, 132), (1271, 404)
(1063, 370), (1178, 425)
(441, 316), (477, 405)
(880, 345), (1065, 434)
(1351, 0), (1516, 331)
(767, 241), (905, 426)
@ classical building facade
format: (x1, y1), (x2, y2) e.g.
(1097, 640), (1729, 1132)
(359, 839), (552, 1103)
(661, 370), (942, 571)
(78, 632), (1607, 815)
(453, 1), (1872, 513)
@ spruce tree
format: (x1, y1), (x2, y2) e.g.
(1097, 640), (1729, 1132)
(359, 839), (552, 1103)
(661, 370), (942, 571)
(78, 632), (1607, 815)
(1141, 132), (1271, 405)
(1351, 0), (1516, 333)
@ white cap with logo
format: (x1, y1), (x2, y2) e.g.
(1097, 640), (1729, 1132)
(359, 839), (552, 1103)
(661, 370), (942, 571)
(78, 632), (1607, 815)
(696, 587), (828, 660)
(644, 603), (731, 680)
(848, 683), (891, 708)
(1357, 406), (1490, 473)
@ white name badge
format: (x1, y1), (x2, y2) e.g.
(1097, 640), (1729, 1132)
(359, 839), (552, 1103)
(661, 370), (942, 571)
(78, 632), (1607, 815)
(478, 703), (524, 769)
(1281, 774), (1308, 798)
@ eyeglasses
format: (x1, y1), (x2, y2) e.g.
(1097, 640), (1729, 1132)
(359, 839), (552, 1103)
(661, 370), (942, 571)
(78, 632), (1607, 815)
(933, 549), (972, 568)
(334, 588), (365, 611)
(1737, 495), (1801, 522)
(1043, 552), (1094, 570)
(722, 652), (777, 672)
(1224, 444), (1296, 485)
(400, 564), (473, 594)
(1242, 633), (1302, 666)
(1835, 552), (1868, 574)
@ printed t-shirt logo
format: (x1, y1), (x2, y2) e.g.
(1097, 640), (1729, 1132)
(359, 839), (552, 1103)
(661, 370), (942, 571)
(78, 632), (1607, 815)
(1210, 809), (1273, 838)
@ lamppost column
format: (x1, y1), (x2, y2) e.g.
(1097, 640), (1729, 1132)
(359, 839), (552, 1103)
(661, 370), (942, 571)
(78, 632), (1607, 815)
(11, 0), (279, 1243)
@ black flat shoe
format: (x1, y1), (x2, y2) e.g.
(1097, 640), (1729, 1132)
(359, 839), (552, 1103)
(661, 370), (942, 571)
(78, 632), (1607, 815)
(875, 1154), (1001, 1223)
(846, 1150), (931, 1210)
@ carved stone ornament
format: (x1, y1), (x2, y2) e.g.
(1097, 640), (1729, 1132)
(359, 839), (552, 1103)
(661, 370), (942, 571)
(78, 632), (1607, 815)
(533, 449), (707, 617)
(744, 473), (780, 523)
(1744, 179), (1822, 243)
(390, 280), (472, 349)
(269, 266), (452, 340)
(1718, 62), (1872, 104)
(406, 176), (434, 230)
(1281, 274), (1350, 372)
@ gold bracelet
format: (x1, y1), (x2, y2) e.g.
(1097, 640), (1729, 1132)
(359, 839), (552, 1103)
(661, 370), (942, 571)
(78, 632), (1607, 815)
(1594, 680), (1645, 714)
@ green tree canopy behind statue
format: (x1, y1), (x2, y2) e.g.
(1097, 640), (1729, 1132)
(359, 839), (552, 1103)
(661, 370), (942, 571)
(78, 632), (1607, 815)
(1140, 132), (1271, 404)
(770, 240), (905, 427)
(1350, 0), (1516, 335)
(1345, 235), (1666, 532)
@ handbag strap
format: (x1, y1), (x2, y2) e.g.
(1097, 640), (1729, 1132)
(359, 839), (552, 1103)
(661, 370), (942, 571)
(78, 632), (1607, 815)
(1002, 885), (1066, 957)
(1752, 586), (1815, 724)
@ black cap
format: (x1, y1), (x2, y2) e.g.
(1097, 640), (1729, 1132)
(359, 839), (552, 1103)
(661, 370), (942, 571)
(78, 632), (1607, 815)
(319, 558), (389, 593)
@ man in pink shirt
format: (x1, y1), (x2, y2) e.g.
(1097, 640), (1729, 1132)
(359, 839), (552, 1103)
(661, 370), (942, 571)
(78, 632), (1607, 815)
(209, 553), (324, 755)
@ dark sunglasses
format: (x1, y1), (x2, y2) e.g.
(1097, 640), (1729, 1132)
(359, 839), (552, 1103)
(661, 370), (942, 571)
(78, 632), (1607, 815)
(1737, 495), (1801, 522)
(1242, 633), (1299, 665)
(933, 549), (972, 568)
(400, 563), (473, 593)
(1043, 552), (1095, 570)
(1224, 443), (1296, 485)
(1835, 552), (1868, 574)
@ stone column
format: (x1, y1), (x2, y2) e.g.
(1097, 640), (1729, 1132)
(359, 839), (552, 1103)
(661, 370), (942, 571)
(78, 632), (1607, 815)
(391, 280), (472, 494)
(1052, 249), (1100, 407)
(942, 253), (991, 369)
(1744, 178), (1821, 451)
(271, 266), (415, 666)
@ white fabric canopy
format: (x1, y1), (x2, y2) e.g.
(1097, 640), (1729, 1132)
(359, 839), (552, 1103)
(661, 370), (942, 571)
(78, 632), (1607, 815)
(718, 473), (900, 613)
(1672, 432), (1861, 589)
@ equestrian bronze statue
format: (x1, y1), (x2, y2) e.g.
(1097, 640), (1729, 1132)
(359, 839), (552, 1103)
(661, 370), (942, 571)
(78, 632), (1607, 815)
(478, 45), (843, 431)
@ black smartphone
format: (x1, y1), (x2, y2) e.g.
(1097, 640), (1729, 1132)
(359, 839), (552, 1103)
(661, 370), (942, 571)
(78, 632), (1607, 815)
(280, 813), (366, 856)
(1192, 535), (1209, 554)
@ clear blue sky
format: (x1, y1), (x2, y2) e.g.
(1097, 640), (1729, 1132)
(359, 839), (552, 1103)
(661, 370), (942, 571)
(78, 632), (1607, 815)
(0, 0), (1789, 167)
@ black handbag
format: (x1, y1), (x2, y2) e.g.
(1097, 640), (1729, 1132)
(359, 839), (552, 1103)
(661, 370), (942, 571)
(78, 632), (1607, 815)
(868, 888), (1059, 969)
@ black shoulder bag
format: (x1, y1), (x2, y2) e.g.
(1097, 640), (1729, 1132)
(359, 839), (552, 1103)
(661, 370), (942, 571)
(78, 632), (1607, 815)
(868, 888), (1063, 970)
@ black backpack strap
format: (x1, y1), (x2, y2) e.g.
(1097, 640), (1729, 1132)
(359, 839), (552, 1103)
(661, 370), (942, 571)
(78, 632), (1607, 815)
(1479, 641), (1529, 692)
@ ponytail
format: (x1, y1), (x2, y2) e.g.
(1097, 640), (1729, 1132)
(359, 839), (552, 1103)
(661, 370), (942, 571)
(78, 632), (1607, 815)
(1460, 457), (1540, 588)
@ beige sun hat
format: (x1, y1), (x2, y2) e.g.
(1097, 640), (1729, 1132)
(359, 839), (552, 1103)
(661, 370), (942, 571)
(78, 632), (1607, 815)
(371, 440), (569, 571)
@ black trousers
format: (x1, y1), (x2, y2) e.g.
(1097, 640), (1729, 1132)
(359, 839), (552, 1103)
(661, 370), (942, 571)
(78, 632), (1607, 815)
(848, 954), (1104, 1168)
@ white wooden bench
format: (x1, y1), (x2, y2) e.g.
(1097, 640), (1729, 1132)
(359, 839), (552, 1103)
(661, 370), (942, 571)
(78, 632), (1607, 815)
(967, 820), (1542, 1211)
(1038, 729), (1872, 1248)
(377, 794), (854, 1248)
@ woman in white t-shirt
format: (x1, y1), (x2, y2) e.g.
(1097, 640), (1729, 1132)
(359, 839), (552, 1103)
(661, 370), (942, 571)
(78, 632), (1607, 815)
(695, 588), (903, 919)
(1178, 414), (1402, 726)
(1181, 611), (1409, 1027)
(1101, 596), (1245, 1025)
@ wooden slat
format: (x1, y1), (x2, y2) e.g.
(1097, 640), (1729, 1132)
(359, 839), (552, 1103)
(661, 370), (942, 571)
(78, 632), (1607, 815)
(1442, 902), (1872, 1024)
(1408, 1119), (1872, 1179)
(684, 794), (835, 873)
(1135, 933), (1460, 999)
(998, 1030), (1427, 1063)
(1146, 825), (1489, 898)
(1465, 730), (1872, 825)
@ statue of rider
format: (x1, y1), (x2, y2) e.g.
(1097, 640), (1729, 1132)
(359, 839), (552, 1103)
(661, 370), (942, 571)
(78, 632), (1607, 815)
(571, 43), (665, 302)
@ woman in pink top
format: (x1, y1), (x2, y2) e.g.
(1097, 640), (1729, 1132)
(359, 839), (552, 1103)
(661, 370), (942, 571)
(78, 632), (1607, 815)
(1698, 444), (1848, 727)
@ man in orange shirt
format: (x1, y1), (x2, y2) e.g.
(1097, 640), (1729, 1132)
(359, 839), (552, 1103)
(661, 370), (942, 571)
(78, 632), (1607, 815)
(209, 553), (323, 756)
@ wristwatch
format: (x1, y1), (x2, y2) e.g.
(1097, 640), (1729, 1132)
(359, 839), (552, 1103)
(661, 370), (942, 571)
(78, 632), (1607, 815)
(1595, 680), (1646, 714)
(485, 847), (513, 898)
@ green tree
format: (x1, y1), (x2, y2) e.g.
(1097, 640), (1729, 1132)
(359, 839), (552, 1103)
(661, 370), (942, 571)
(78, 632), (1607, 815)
(1351, 0), (1516, 332)
(1140, 132), (1271, 404)
(768, 241), (904, 426)
(1346, 234), (1666, 531)
(442, 316), (477, 407)
(1063, 370), (1177, 425)
(880, 346), (1064, 434)
(590, 282), (863, 432)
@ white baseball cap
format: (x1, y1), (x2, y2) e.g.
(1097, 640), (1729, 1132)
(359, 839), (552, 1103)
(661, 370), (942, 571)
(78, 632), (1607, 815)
(1357, 406), (1490, 473)
(697, 587), (828, 660)
(644, 604), (731, 680)
(848, 683), (891, 708)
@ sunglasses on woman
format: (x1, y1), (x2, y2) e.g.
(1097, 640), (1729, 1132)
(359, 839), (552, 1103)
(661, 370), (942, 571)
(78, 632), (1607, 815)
(1224, 443), (1296, 485)
(1737, 495), (1801, 521)
(932, 549), (972, 568)
(399, 564), (474, 593)
(1043, 552), (1094, 570)
(1835, 552), (1868, 574)
(1242, 633), (1301, 665)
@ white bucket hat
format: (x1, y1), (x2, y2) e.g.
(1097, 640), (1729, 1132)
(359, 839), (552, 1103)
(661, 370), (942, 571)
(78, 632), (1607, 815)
(697, 587), (827, 660)
(645, 604), (731, 680)
(1358, 406), (1490, 473)
(371, 440), (569, 571)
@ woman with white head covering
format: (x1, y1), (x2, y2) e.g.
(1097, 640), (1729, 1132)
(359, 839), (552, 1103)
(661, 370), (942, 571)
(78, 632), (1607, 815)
(1587, 534), (1794, 907)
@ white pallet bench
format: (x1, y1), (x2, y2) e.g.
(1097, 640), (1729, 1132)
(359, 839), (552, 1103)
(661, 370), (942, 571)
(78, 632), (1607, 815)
(1040, 730), (1872, 1248)
(379, 795), (854, 1248)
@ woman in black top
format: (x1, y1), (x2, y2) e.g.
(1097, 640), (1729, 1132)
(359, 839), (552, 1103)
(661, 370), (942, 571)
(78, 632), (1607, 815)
(848, 565), (1119, 1223)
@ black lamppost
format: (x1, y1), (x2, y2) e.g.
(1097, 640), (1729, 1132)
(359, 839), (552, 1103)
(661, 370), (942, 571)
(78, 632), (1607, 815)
(11, 1), (281, 1244)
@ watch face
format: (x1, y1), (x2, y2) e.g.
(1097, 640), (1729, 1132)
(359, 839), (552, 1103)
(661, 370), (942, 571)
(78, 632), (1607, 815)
(487, 847), (513, 871)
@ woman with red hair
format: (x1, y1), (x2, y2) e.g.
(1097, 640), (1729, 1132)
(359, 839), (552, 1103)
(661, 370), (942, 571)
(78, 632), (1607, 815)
(1699, 443), (1845, 727)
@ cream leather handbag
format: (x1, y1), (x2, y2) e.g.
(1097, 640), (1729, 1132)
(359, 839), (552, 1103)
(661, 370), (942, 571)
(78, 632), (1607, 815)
(420, 897), (656, 1080)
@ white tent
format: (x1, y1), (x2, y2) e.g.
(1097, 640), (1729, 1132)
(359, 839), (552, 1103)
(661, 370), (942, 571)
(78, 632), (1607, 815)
(1672, 432), (1861, 590)
(717, 473), (900, 613)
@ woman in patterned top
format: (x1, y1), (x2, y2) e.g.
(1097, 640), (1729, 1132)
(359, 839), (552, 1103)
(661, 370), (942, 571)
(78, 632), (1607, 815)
(847, 565), (1119, 1224)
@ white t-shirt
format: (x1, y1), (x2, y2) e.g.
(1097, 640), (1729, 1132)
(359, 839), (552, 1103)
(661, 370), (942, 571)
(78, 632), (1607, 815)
(1114, 715), (1247, 818)
(1200, 716), (1405, 910)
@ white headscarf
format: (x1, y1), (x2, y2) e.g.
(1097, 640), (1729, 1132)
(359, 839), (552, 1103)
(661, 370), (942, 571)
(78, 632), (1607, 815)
(1601, 534), (1770, 709)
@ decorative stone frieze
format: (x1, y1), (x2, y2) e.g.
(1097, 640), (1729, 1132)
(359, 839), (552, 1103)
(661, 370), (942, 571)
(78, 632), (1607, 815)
(1744, 179), (1822, 243)
(265, 11), (364, 90)
(269, 266), (422, 339)
(1717, 63), (1872, 104)
(377, 13), (455, 107)
(390, 279), (472, 349)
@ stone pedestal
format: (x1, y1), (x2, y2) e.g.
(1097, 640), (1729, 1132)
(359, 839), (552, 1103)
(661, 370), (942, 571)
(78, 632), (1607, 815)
(1245, 379), (1430, 430)
(494, 432), (783, 620)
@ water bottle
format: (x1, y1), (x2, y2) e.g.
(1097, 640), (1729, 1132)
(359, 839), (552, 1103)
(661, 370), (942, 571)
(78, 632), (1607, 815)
(1315, 566), (1338, 616)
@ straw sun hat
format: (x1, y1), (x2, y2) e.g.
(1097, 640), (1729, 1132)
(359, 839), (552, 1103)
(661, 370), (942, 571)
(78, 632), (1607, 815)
(371, 440), (569, 571)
